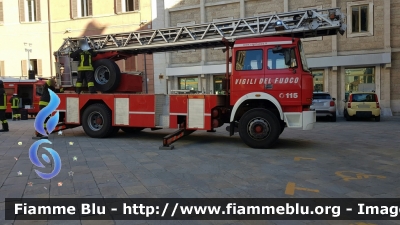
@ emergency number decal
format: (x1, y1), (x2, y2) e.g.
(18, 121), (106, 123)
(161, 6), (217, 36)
(234, 77), (299, 85)
(279, 93), (299, 98)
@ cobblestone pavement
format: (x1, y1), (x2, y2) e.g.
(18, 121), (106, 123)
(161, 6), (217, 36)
(1, 116), (400, 225)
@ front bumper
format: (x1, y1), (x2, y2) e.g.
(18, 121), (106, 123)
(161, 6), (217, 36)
(283, 111), (316, 131)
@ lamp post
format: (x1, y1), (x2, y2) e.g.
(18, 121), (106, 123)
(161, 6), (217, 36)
(24, 43), (32, 74)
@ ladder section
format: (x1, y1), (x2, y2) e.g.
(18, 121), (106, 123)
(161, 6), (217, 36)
(56, 8), (346, 56)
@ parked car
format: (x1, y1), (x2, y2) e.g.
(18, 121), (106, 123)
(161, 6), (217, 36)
(310, 92), (337, 122)
(343, 92), (380, 122)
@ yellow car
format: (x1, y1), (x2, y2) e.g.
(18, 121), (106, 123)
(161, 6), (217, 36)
(344, 92), (380, 122)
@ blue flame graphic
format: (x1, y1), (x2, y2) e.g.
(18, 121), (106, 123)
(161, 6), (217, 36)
(29, 139), (62, 180)
(34, 90), (60, 136)
(29, 89), (62, 180)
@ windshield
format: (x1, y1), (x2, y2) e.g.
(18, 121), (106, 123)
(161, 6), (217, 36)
(298, 40), (309, 72)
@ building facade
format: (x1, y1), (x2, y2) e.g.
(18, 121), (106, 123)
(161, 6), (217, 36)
(0, 0), (155, 93)
(0, 0), (51, 78)
(153, 0), (400, 116)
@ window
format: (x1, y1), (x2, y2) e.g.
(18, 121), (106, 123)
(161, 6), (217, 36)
(5, 88), (14, 96)
(345, 67), (375, 99)
(115, 0), (139, 13)
(0, 1), (4, 24)
(178, 77), (198, 91)
(36, 85), (44, 96)
(19, 0), (41, 22)
(351, 93), (376, 102)
(213, 75), (224, 94)
(235, 49), (263, 71)
(312, 70), (324, 92)
(0, 61), (4, 76)
(347, 1), (373, 37)
(70, 0), (92, 18)
(267, 48), (297, 70)
(21, 59), (42, 77)
(313, 93), (331, 100)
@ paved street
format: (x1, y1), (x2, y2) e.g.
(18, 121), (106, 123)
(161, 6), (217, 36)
(1, 116), (400, 225)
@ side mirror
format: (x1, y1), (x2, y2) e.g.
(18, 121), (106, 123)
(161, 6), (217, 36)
(342, 99), (347, 103)
(284, 50), (291, 66)
(332, 98), (336, 101)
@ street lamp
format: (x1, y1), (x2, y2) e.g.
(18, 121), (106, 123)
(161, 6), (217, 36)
(24, 42), (32, 74)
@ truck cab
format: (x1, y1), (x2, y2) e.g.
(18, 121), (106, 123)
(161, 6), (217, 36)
(229, 37), (314, 125)
(2, 78), (46, 118)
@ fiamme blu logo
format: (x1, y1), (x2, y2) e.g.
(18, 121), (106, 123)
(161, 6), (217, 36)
(29, 90), (62, 180)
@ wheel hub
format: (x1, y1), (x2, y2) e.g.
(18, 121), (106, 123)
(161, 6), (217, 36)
(94, 66), (110, 85)
(248, 118), (270, 140)
(88, 111), (104, 131)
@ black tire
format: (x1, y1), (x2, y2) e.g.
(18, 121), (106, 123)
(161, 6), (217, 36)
(331, 113), (337, 122)
(93, 59), (121, 93)
(344, 110), (351, 121)
(375, 115), (380, 122)
(280, 120), (286, 134)
(238, 109), (280, 149)
(121, 127), (145, 133)
(81, 103), (112, 138)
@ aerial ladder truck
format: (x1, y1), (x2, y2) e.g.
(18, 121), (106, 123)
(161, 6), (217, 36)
(52, 8), (346, 149)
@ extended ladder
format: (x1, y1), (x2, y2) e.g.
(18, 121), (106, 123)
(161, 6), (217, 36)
(55, 8), (346, 55)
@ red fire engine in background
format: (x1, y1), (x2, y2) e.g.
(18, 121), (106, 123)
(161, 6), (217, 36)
(52, 8), (346, 149)
(1, 77), (47, 118)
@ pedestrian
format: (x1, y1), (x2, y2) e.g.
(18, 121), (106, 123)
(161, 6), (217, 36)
(0, 80), (9, 132)
(10, 93), (21, 121)
(34, 78), (64, 139)
(70, 39), (98, 94)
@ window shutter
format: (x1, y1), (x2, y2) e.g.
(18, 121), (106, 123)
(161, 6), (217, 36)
(115, 0), (122, 14)
(19, 0), (25, 22)
(0, 61), (5, 77)
(134, 0), (139, 11)
(35, 0), (41, 21)
(37, 59), (42, 76)
(0, 1), (4, 24)
(88, 0), (92, 16)
(70, 0), (77, 19)
(21, 60), (27, 76)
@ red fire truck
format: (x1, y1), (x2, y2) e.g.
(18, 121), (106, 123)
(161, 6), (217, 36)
(53, 8), (346, 149)
(1, 77), (47, 118)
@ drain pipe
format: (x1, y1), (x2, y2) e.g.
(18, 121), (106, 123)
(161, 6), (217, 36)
(144, 53), (148, 93)
(47, 0), (54, 78)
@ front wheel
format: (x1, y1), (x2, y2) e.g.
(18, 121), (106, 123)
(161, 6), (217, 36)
(81, 103), (112, 138)
(238, 109), (280, 149)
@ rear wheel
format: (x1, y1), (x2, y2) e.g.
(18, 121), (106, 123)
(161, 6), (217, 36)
(331, 113), (337, 122)
(82, 103), (112, 138)
(121, 127), (145, 133)
(93, 59), (121, 93)
(375, 115), (380, 122)
(239, 109), (280, 149)
(344, 110), (351, 121)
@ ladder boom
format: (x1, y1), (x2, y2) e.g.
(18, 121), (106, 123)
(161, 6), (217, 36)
(55, 8), (346, 56)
